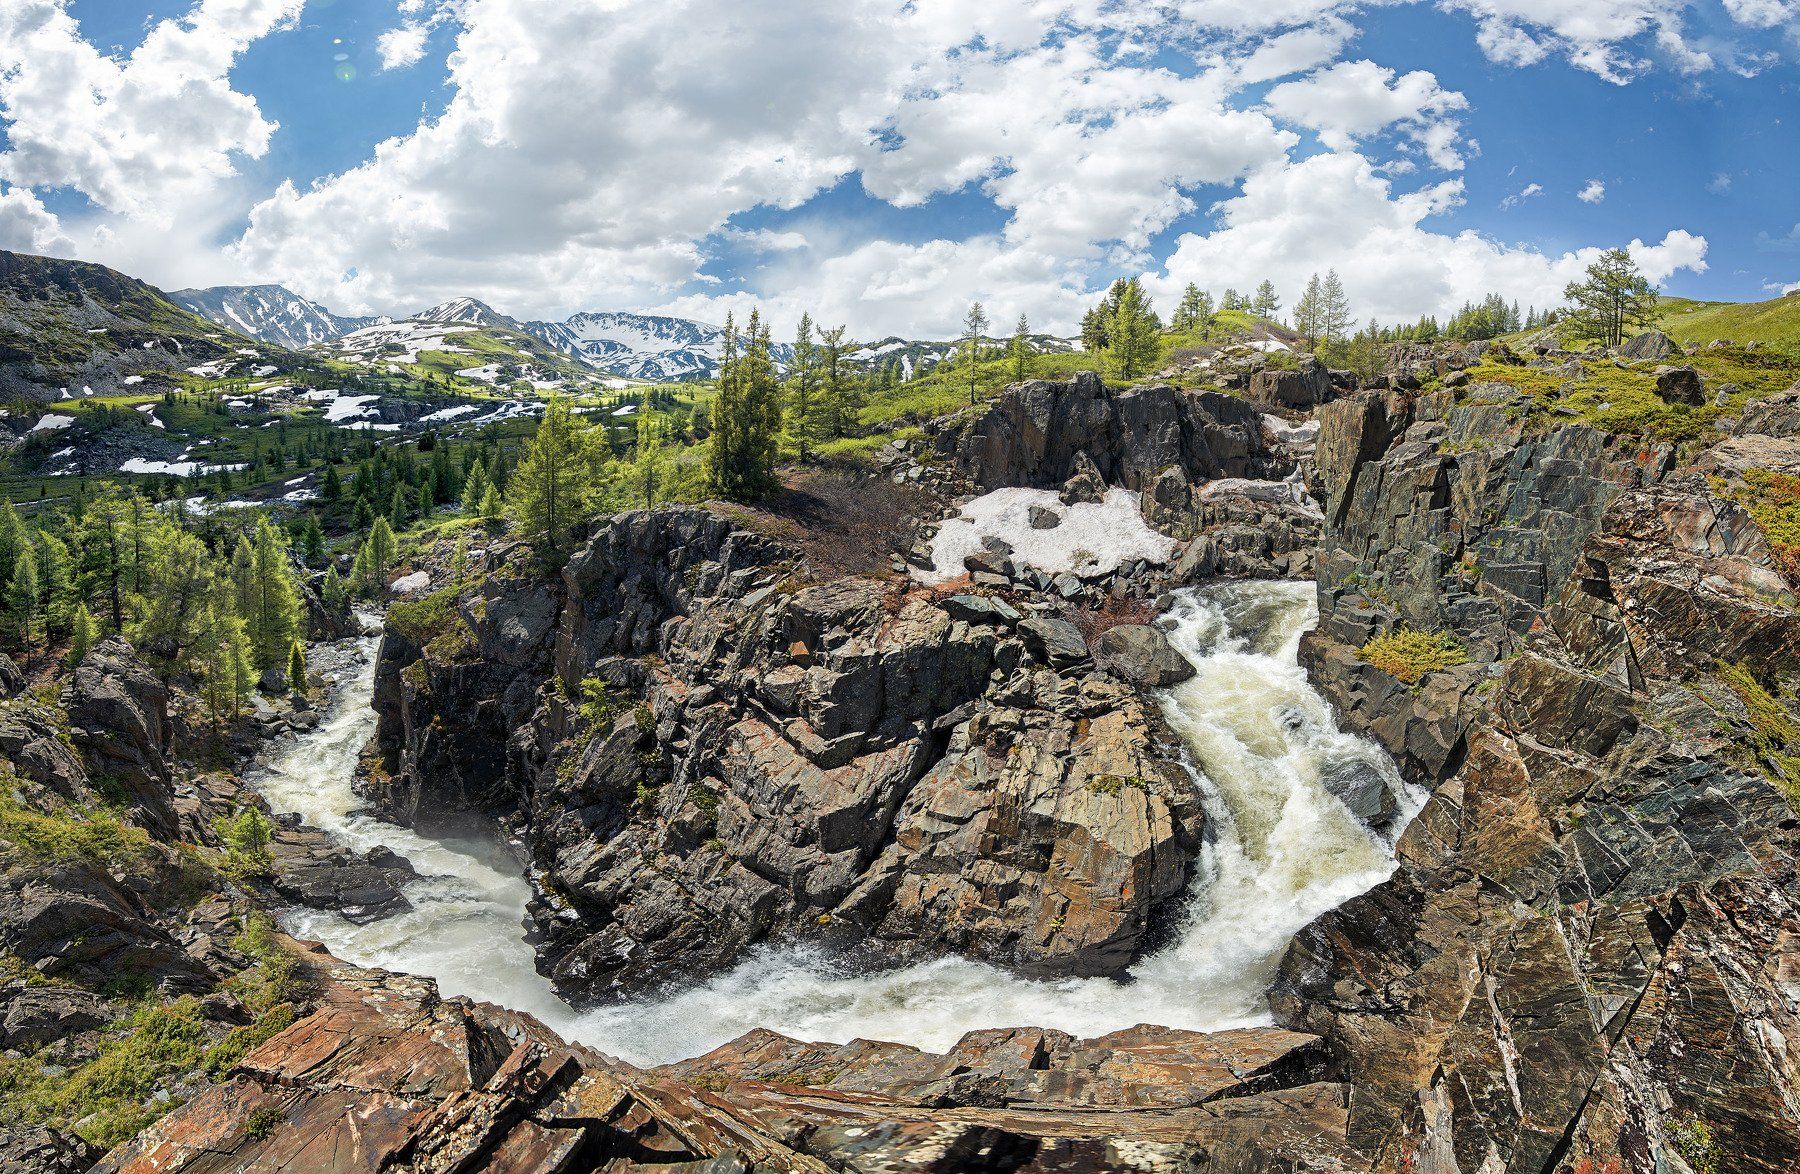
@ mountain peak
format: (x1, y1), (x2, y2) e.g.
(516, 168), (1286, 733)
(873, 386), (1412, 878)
(417, 297), (514, 328)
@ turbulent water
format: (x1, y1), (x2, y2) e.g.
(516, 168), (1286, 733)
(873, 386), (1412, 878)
(250, 581), (1417, 1067)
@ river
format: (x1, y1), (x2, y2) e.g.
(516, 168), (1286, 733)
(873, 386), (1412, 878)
(250, 580), (1417, 1066)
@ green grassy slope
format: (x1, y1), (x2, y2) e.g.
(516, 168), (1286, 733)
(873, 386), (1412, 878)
(1659, 293), (1800, 350)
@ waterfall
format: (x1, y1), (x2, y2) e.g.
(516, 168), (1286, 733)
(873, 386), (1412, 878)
(247, 581), (1417, 1066)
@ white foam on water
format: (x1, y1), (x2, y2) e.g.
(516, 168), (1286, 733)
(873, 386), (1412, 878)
(250, 583), (1418, 1067)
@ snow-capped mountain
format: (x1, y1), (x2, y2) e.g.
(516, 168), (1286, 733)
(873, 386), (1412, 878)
(171, 284), (381, 350)
(169, 284), (1032, 384)
(417, 297), (517, 329)
(523, 311), (795, 382)
(845, 334), (1078, 380)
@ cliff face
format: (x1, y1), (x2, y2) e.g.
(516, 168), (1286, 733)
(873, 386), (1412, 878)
(376, 509), (1207, 1002)
(1278, 378), (1800, 1169)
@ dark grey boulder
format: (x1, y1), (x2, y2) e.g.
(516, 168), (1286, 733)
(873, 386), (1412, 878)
(1653, 364), (1704, 405)
(1619, 330), (1677, 362)
(1019, 617), (1090, 667)
(1319, 758), (1400, 830)
(1094, 625), (1195, 687)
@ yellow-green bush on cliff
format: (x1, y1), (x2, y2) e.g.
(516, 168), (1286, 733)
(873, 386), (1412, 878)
(1358, 629), (1469, 684)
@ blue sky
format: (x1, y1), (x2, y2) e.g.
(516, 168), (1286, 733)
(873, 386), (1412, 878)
(1, 1), (1796, 337)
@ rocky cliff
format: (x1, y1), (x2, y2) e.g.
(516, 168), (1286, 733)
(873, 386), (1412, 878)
(367, 373), (1344, 1001)
(1275, 367), (1800, 1169)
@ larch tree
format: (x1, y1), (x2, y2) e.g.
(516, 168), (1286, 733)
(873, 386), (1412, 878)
(820, 326), (860, 437)
(1107, 279), (1162, 380)
(1562, 248), (1657, 349)
(1252, 280), (1281, 320)
(786, 313), (821, 462)
(245, 518), (302, 669)
(1009, 314), (1032, 383)
(706, 311), (783, 500)
(961, 302), (990, 406)
(508, 397), (601, 564)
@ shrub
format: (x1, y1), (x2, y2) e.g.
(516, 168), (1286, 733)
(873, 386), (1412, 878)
(1717, 662), (1800, 810)
(578, 677), (612, 727)
(0, 796), (156, 866)
(1725, 469), (1800, 584)
(214, 807), (274, 881)
(231, 912), (302, 1012)
(1358, 628), (1469, 684)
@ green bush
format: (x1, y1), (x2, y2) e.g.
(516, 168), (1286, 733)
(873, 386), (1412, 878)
(214, 807), (274, 881)
(1358, 629), (1469, 684)
(578, 677), (612, 727)
(0, 796), (157, 866)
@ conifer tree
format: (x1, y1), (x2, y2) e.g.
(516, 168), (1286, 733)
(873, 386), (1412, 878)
(461, 456), (492, 515)
(367, 517), (397, 586)
(1252, 280), (1281, 319)
(508, 398), (600, 563)
(786, 313), (821, 462)
(706, 311), (782, 500)
(245, 518), (302, 669)
(299, 516), (326, 567)
(388, 490), (408, 534)
(8, 547), (39, 645)
(1562, 248), (1657, 348)
(288, 640), (308, 696)
(34, 532), (73, 637)
(632, 397), (669, 509)
(1172, 284), (1205, 332)
(321, 565), (347, 613)
(68, 602), (96, 667)
(1009, 314), (1031, 383)
(479, 484), (503, 520)
(820, 326), (859, 436)
(1294, 273), (1326, 350)
(1106, 279), (1162, 380)
(961, 302), (990, 406)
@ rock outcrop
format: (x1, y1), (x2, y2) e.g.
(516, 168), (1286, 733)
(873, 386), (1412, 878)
(928, 370), (1280, 492)
(103, 956), (1361, 1171)
(377, 506), (1206, 1001)
(1273, 377), (1800, 1169)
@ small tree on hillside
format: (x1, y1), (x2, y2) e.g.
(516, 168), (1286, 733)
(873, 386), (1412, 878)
(1107, 278), (1162, 380)
(1294, 274), (1325, 351)
(820, 326), (860, 436)
(7, 547), (38, 645)
(1320, 271), (1353, 361)
(706, 311), (782, 500)
(1251, 280), (1281, 320)
(509, 397), (601, 564)
(1009, 314), (1031, 383)
(961, 302), (990, 406)
(1562, 248), (1657, 349)
(786, 312), (822, 462)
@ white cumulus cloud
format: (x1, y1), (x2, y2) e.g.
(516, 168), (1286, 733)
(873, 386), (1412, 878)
(0, 0), (302, 225)
(1578, 179), (1607, 203)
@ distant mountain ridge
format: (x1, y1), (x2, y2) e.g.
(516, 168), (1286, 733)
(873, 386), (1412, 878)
(171, 284), (383, 351)
(162, 282), (1075, 383)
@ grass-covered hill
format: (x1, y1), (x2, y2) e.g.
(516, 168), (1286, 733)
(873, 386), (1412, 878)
(0, 250), (289, 402)
(1659, 292), (1800, 350)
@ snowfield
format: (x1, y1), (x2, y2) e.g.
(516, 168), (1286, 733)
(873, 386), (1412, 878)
(916, 488), (1175, 585)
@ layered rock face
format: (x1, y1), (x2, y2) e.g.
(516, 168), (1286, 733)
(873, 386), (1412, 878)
(100, 955), (1362, 1171)
(926, 369), (1281, 492)
(378, 506), (1205, 1002)
(1276, 378), (1800, 1169)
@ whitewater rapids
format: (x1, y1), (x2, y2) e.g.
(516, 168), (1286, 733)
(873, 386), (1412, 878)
(252, 581), (1417, 1067)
